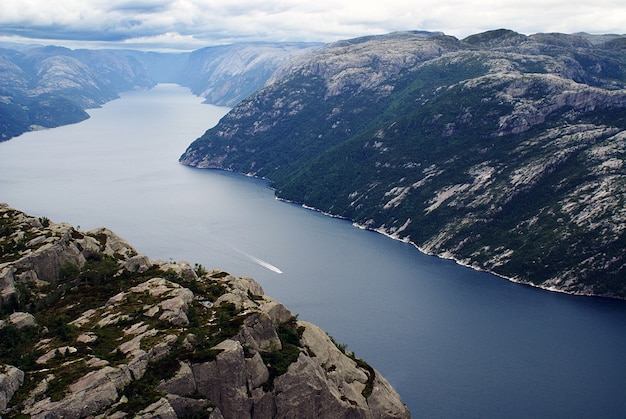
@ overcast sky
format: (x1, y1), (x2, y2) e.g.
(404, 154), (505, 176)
(1, 0), (624, 51)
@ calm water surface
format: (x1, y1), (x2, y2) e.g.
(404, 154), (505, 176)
(1, 84), (625, 418)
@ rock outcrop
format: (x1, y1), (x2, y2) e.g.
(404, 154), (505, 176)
(0, 204), (410, 418)
(0, 365), (24, 411)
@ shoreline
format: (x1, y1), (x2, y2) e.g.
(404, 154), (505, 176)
(182, 165), (624, 302)
(275, 196), (624, 302)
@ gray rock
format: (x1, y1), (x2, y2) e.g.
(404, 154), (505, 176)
(8, 312), (37, 329)
(245, 352), (270, 390)
(192, 339), (252, 419)
(122, 254), (152, 273)
(274, 354), (365, 419)
(87, 227), (137, 258)
(23, 366), (133, 419)
(157, 362), (197, 396)
(165, 394), (212, 418)
(0, 364), (24, 411)
(234, 311), (282, 352)
(258, 300), (294, 325)
(136, 397), (177, 419)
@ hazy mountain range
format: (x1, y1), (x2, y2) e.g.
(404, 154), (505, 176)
(0, 42), (319, 140)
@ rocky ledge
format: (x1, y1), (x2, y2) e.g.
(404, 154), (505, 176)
(0, 203), (410, 418)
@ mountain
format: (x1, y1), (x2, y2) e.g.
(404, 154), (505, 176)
(180, 29), (626, 299)
(0, 46), (154, 141)
(177, 42), (321, 107)
(0, 42), (319, 141)
(0, 203), (410, 418)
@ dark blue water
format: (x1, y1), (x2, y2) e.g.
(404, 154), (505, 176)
(1, 84), (625, 418)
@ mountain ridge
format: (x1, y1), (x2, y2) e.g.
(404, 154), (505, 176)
(0, 42), (319, 141)
(180, 29), (626, 299)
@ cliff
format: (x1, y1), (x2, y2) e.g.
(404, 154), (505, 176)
(0, 204), (409, 418)
(180, 29), (626, 299)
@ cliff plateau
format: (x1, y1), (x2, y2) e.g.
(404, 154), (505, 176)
(0, 203), (410, 418)
(180, 30), (626, 299)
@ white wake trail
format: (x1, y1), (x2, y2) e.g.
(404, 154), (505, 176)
(230, 246), (283, 274)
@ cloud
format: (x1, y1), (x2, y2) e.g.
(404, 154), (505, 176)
(0, 0), (624, 50)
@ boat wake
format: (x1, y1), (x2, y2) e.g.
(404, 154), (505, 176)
(230, 246), (283, 274)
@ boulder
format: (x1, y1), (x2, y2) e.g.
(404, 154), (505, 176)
(135, 397), (177, 419)
(0, 364), (24, 411)
(87, 227), (136, 258)
(258, 300), (294, 325)
(26, 365), (128, 419)
(274, 354), (364, 418)
(122, 254), (152, 273)
(165, 394), (212, 418)
(234, 311), (282, 352)
(8, 312), (37, 329)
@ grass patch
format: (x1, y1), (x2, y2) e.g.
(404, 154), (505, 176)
(118, 353), (180, 415)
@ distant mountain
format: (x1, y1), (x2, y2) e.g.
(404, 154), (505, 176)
(177, 42), (321, 107)
(0, 42), (319, 141)
(180, 29), (626, 299)
(0, 46), (154, 140)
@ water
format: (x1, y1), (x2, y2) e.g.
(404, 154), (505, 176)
(1, 84), (625, 418)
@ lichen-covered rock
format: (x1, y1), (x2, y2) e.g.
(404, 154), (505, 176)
(234, 311), (282, 352)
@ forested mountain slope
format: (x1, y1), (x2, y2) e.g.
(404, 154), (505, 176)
(180, 29), (626, 298)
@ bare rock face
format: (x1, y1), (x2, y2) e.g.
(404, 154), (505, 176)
(0, 205), (411, 418)
(192, 339), (252, 418)
(0, 365), (24, 411)
(0, 312), (38, 329)
(136, 397), (178, 419)
(25, 366), (132, 419)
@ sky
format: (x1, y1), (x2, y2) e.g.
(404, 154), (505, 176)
(0, 0), (624, 51)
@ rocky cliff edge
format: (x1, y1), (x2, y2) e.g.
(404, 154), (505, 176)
(0, 203), (409, 418)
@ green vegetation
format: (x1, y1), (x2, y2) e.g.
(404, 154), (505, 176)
(0, 324), (40, 370)
(182, 32), (626, 298)
(0, 207), (257, 415)
(118, 354), (180, 414)
(261, 316), (305, 387)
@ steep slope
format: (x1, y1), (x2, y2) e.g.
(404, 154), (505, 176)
(180, 29), (626, 298)
(178, 42), (321, 107)
(0, 204), (410, 418)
